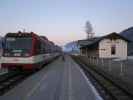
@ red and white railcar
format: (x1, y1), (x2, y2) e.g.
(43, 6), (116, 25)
(2, 31), (58, 71)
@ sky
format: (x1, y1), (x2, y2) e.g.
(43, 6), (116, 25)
(0, 0), (133, 46)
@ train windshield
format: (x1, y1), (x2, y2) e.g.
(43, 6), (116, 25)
(5, 37), (32, 51)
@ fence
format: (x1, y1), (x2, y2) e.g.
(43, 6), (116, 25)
(84, 56), (133, 79)
(81, 56), (133, 86)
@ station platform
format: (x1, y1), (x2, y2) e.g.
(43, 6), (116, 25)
(0, 56), (103, 100)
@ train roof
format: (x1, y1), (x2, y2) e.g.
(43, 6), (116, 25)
(5, 31), (37, 37)
(40, 36), (48, 40)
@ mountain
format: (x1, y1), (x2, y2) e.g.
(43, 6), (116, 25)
(120, 27), (133, 55)
(64, 41), (80, 54)
(0, 36), (3, 49)
(120, 27), (133, 41)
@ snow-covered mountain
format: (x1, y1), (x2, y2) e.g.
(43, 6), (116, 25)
(64, 41), (80, 54)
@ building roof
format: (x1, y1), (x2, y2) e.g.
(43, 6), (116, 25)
(78, 37), (100, 48)
(79, 32), (130, 49)
(102, 32), (130, 42)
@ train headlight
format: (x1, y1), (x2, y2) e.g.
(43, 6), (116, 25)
(14, 53), (21, 56)
(4, 53), (10, 56)
(24, 53), (30, 57)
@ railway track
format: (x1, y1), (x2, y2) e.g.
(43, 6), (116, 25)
(0, 56), (59, 96)
(72, 56), (133, 100)
(0, 71), (32, 95)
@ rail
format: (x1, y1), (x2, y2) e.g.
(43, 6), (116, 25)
(0, 71), (32, 95)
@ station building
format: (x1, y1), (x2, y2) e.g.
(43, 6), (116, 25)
(78, 32), (129, 59)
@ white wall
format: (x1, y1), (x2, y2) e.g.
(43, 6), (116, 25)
(99, 39), (127, 59)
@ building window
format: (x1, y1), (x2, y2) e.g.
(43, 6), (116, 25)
(111, 45), (116, 55)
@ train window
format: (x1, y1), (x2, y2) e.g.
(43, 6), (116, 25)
(36, 40), (40, 53)
(5, 37), (32, 50)
(41, 43), (45, 53)
(111, 45), (116, 55)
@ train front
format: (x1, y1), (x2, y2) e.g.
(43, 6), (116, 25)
(1, 32), (34, 71)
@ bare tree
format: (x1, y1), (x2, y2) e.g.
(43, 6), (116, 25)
(85, 21), (94, 38)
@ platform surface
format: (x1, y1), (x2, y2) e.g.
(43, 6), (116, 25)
(0, 56), (103, 100)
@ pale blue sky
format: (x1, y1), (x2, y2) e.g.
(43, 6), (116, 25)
(0, 0), (133, 45)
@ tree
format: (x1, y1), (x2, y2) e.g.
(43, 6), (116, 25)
(85, 21), (94, 38)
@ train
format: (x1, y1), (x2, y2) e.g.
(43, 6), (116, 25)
(1, 31), (61, 71)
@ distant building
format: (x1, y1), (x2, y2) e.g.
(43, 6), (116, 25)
(64, 41), (80, 54)
(78, 32), (129, 59)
